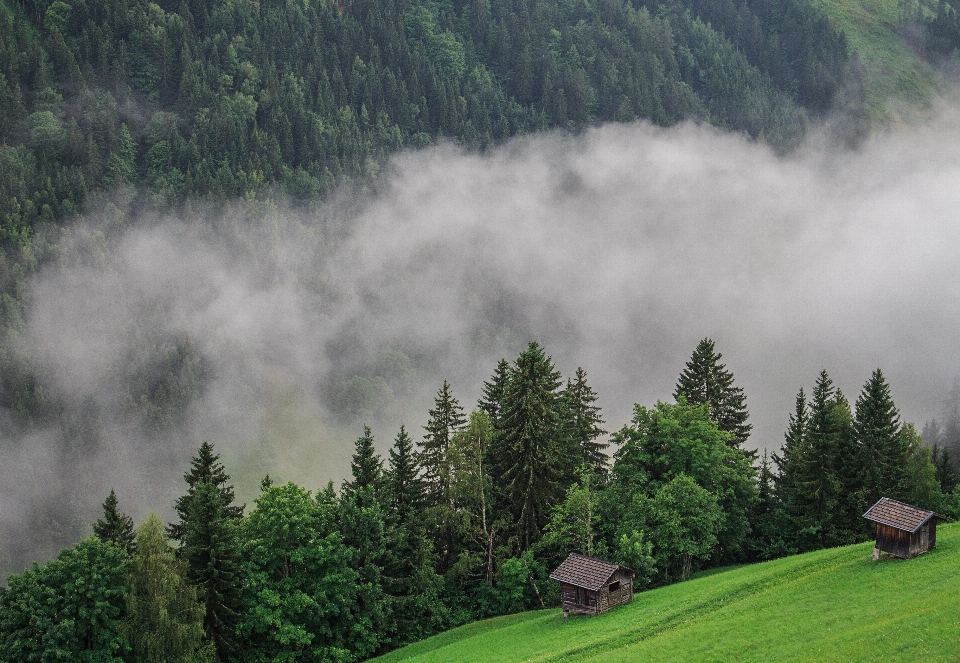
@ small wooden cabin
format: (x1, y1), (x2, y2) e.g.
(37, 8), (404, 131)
(549, 553), (634, 616)
(863, 497), (948, 559)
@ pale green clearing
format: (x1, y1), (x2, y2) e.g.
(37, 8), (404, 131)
(814, 0), (949, 124)
(374, 522), (960, 663)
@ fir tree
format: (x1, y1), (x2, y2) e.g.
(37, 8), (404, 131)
(168, 441), (243, 544)
(478, 358), (511, 429)
(564, 367), (608, 477)
(674, 338), (753, 453)
(386, 425), (426, 523)
(342, 425), (383, 497)
(169, 442), (244, 661)
(492, 341), (568, 552)
(181, 480), (243, 662)
(383, 426), (443, 645)
(420, 380), (466, 507)
(790, 371), (844, 550)
(93, 488), (136, 557)
(854, 368), (906, 506)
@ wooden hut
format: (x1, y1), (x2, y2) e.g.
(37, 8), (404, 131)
(863, 497), (949, 559)
(549, 553), (634, 616)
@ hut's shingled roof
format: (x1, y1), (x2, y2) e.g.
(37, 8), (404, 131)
(549, 554), (625, 591)
(863, 497), (943, 533)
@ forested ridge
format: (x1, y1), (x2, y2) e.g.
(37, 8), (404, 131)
(2, 338), (960, 662)
(0, 0), (850, 242)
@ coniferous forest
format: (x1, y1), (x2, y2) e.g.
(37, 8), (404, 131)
(2, 0), (960, 659)
(2, 337), (959, 662)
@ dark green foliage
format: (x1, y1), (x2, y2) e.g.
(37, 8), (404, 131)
(421, 380), (466, 508)
(337, 485), (389, 657)
(0, 0), (846, 244)
(478, 358), (510, 429)
(564, 367), (608, 478)
(854, 368), (907, 507)
(168, 440), (243, 544)
(490, 341), (570, 552)
(603, 399), (757, 578)
(181, 480), (243, 662)
(123, 513), (211, 663)
(0, 537), (129, 663)
(343, 424), (384, 497)
(169, 442), (244, 661)
(384, 425), (446, 646)
(93, 488), (136, 557)
(238, 482), (364, 662)
(673, 338), (753, 454)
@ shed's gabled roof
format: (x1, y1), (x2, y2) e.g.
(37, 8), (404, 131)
(863, 497), (947, 533)
(549, 553), (630, 591)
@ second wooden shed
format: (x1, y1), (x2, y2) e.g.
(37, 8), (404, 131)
(549, 553), (634, 616)
(863, 497), (948, 559)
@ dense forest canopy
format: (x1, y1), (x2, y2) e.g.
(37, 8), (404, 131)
(0, 0), (853, 242)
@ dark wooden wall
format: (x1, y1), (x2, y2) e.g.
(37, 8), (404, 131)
(875, 522), (938, 559)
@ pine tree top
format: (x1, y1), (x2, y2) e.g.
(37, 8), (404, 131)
(93, 488), (136, 556)
(344, 425), (383, 496)
(169, 441), (243, 544)
(674, 338), (753, 451)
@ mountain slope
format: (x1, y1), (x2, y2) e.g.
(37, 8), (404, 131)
(815, 0), (949, 125)
(374, 522), (960, 662)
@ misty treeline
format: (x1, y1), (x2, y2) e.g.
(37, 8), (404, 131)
(0, 0), (854, 244)
(898, 0), (960, 62)
(3, 338), (958, 662)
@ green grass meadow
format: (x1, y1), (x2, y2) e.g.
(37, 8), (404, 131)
(374, 523), (960, 662)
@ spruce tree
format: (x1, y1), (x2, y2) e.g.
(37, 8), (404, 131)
(420, 380), (466, 507)
(674, 338), (753, 453)
(93, 488), (136, 556)
(787, 371), (851, 550)
(492, 341), (568, 552)
(168, 441), (243, 544)
(854, 368), (906, 506)
(342, 425), (383, 497)
(181, 480), (243, 662)
(564, 367), (608, 477)
(478, 358), (511, 429)
(383, 426), (442, 645)
(386, 426), (426, 523)
(169, 442), (244, 661)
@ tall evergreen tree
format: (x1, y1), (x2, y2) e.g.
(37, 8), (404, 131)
(674, 338), (753, 453)
(342, 425), (384, 497)
(773, 387), (808, 507)
(93, 488), (136, 557)
(168, 441), (243, 544)
(478, 358), (511, 429)
(788, 371), (846, 550)
(491, 341), (568, 552)
(181, 480), (243, 662)
(386, 425), (426, 524)
(420, 380), (466, 507)
(169, 443), (244, 661)
(383, 426), (443, 645)
(564, 367), (608, 477)
(854, 368), (906, 506)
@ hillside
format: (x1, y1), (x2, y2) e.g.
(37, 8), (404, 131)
(814, 0), (950, 125)
(374, 522), (960, 662)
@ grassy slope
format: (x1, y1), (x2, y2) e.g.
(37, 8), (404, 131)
(374, 523), (960, 662)
(815, 0), (948, 124)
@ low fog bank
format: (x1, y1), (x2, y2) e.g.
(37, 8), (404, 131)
(5, 112), (960, 574)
